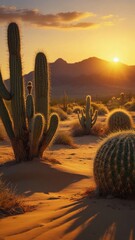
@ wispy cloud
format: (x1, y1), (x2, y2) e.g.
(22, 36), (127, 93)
(0, 5), (97, 29)
(101, 14), (124, 26)
(101, 14), (114, 20)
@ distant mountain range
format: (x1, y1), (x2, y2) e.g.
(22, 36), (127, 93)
(5, 57), (135, 98)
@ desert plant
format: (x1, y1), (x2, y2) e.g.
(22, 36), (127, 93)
(106, 109), (133, 132)
(0, 22), (59, 162)
(67, 107), (73, 115)
(124, 98), (135, 111)
(54, 131), (75, 146)
(120, 92), (125, 105)
(78, 95), (98, 134)
(62, 92), (68, 112)
(0, 177), (29, 217)
(71, 120), (108, 137)
(94, 131), (135, 197)
(73, 105), (83, 114)
(51, 107), (68, 121)
(97, 105), (109, 116)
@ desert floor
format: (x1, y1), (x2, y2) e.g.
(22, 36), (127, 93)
(0, 114), (135, 240)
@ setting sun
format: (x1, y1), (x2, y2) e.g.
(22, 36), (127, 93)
(113, 57), (120, 63)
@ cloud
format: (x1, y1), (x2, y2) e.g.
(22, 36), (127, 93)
(101, 14), (114, 20)
(0, 5), (97, 29)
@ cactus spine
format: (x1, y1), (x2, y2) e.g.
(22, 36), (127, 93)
(94, 131), (135, 197)
(78, 95), (98, 134)
(0, 22), (59, 162)
(107, 109), (133, 132)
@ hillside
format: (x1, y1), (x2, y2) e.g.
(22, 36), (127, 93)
(5, 57), (135, 98)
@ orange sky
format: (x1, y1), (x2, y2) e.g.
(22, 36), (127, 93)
(0, 0), (135, 79)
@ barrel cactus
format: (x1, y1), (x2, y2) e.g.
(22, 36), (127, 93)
(106, 109), (133, 132)
(78, 95), (98, 134)
(94, 131), (135, 197)
(0, 22), (59, 162)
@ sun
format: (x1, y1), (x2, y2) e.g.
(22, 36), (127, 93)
(113, 57), (119, 63)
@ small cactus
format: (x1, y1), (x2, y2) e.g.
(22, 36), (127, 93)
(94, 131), (135, 197)
(106, 109), (133, 132)
(62, 92), (68, 112)
(78, 95), (98, 134)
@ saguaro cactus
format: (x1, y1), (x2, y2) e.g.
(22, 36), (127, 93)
(0, 22), (59, 162)
(78, 95), (98, 134)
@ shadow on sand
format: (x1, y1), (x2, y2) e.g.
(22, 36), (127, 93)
(0, 159), (88, 196)
(48, 196), (135, 240)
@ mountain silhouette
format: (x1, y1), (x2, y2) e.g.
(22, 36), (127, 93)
(4, 57), (135, 98)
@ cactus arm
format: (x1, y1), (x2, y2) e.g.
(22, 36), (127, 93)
(0, 70), (11, 100)
(30, 114), (45, 157)
(26, 82), (34, 131)
(35, 52), (49, 131)
(78, 110), (85, 128)
(0, 97), (15, 140)
(26, 94), (34, 131)
(92, 110), (98, 127)
(8, 22), (27, 138)
(77, 111), (82, 125)
(39, 113), (59, 157)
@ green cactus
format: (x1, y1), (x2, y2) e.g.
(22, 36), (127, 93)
(78, 95), (98, 134)
(62, 91), (68, 112)
(26, 81), (34, 131)
(94, 131), (135, 197)
(107, 109), (133, 132)
(30, 114), (45, 157)
(0, 22), (59, 162)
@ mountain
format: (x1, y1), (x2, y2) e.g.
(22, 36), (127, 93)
(5, 57), (135, 98)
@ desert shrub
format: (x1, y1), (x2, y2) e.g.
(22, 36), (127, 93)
(72, 106), (83, 114)
(90, 122), (109, 136)
(67, 107), (73, 115)
(92, 103), (109, 116)
(124, 100), (135, 111)
(71, 120), (108, 137)
(51, 107), (68, 121)
(96, 104), (109, 116)
(71, 121), (85, 137)
(54, 131), (75, 146)
(106, 109), (133, 132)
(0, 177), (30, 217)
(94, 131), (135, 197)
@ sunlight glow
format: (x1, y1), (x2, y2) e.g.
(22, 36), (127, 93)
(113, 57), (119, 63)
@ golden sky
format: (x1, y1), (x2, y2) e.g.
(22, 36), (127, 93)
(0, 0), (135, 79)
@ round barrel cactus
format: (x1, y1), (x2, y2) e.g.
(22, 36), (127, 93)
(94, 131), (135, 197)
(106, 109), (133, 132)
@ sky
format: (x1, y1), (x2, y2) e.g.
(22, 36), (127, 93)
(0, 0), (135, 79)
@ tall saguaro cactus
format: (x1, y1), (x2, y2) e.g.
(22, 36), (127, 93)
(0, 22), (59, 162)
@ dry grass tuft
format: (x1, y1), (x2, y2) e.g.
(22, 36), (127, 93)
(51, 107), (68, 121)
(72, 106), (83, 114)
(124, 100), (135, 111)
(0, 177), (33, 218)
(54, 131), (75, 147)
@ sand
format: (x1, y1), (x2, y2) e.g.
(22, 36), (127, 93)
(0, 115), (135, 240)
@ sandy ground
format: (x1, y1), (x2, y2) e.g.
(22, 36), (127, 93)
(0, 114), (135, 240)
